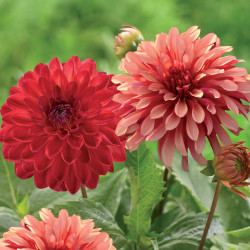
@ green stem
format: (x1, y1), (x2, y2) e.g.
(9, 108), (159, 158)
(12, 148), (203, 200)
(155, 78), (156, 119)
(198, 182), (221, 250)
(0, 153), (17, 206)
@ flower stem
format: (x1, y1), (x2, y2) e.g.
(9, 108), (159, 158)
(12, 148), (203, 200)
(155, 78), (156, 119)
(0, 153), (17, 206)
(199, 182), (221, 250)
(81, 184), (87, 198)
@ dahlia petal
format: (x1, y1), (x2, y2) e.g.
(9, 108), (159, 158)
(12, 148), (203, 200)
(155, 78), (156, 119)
(9, 112), (32, 126)
(194, 127), (206, 154)
(83, 134), (102, 148)
(186, 114), (199, 141)
(141, 115), (155, 135)
(218, 80), (238, 91)
(222, 95), (239, 115)
(75, 70), (90, 90)
(79, 59), (98, 77)
(175, 125), (187, 156)
(52, 157), (69, 181)
(175, 99), (188, 117)
(76, 146), (90, 163)
(22, 80), (41, 98)
(222, 67), (247, 77)
(34, 170), (48, 188)
(34, 151), (53, 172)
(64, 81), (78, 100)
(213, 119), (232, 146)
(108, 144), (127, 162)
(49, 57), (63, 72)
(65, 169), (81, 194)
(61, 142), (76, 164)
(181, 156), (189, 171)
(39, 77), (52, 96)
(24, 97), (42, 113)
(165, 113), (181, 130)
(150, 104), (167, 119)
(140, 71), (159, 82)
(158, 132), (175, 168)
(92, 144), (113, 166)
(100, 127), (121, 146)
(63, 60), (75, 82)
(94, 90), (114, 105)
(85, 172), (99, 189)
(113, 93), (135, 104)
(90, 75), (110, 90)
(191, 100), (205, 123)
(129, 83), (150, 95)
(31, 135), (48, 152)
(45, 136), (62, 159)
(190, 89), (203, 98)
(52, 69), (68, 90)
(216, 108), (239, 131)
(67, 134), (84, 150)
(7, 95), (27, 109)
(237, 82), (250, 93)
(119, 111), (144, 128)
(163, 92), (177, 101)
(148, 82), (165, 91)
(188, 139), (207, 166)
(74, 162), (91, 184)
(136, 97), (152, 109)
(145, 122), (166, 141)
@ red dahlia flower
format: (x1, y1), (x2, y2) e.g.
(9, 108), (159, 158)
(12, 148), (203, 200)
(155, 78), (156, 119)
(0, 208), (116, 249)
(0, 56), (127, 194)
(113, 26), (250, 170)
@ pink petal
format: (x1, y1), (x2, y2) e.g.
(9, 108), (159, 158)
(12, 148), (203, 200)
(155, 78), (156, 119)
(175, 99), (188, 117)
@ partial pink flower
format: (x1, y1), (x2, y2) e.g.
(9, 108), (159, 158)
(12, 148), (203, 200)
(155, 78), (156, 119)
(213, 141), (250, 199)
(113, 26), (250, 170)
(0, 56), (128, 194)
(0, 208), (116, 249)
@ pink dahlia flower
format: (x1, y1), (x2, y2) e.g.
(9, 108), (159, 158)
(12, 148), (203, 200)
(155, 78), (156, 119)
(0, 56), (128, 193)
(113, 26), (250, 170)
(0, 208), (116, 249)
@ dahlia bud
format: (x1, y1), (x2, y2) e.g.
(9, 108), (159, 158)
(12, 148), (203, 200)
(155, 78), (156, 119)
(114, 25), (143, 59)
(205, 142), (250, 199)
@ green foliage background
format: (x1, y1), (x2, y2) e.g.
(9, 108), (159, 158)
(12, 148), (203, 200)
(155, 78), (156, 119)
(0, 0), (249, 249)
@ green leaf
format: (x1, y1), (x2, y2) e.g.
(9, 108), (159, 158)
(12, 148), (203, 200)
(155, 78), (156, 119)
(172, 152), (250, 230)
(200, 160), (214, 176)
(28, 188), (81, 216)
(0, 207), (21, 235)
(157, 212), (221, 250)
(226, 226), (250, 244)
(88, 168), (128, 216)
(17, 195), (29, 218)
(52, 199), (131, 250)
(124, 142), (165, 239)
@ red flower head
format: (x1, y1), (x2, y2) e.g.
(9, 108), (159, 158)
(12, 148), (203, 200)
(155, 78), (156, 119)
(113, 26), (250, 170)
(0, 56), (127, 194)
(0, 208), (116, 249)
(213, 141), (250, 199)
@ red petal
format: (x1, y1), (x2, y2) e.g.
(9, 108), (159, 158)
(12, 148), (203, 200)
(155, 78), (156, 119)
(34, 151), (53, 172)
(31, 135), (48, 152)
(74, 161), (91, 184)
(67, 134), (84, 149)
(61, 142), (76, 164)
(83, 134), (102, 148)
(85, 172), (99, 189)
(45, 136), (62, 159)
(51, 69), (68, 90)
(34, 170), (48, 189)
(49, 57), (63, 72)
(90, 75), (110, 90)
(108, 144), (126, 162)
(63, 60), (75, 82)
(65, 169), (81, 194)
(52, 156), (69, 181)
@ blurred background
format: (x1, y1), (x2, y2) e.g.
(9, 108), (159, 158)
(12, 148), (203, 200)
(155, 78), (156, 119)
(0, 0), (249, 102)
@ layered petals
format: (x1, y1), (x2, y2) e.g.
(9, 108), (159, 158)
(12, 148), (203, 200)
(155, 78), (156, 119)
(113, 26), (250, 170)
(0, 208), (116, 249)
(0, 56), (128, 194)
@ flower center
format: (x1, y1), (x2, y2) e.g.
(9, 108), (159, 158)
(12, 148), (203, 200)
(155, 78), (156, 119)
(165, 66), (194, 98)
(235, 160), (243, 172)
(48, 102), (74, 129)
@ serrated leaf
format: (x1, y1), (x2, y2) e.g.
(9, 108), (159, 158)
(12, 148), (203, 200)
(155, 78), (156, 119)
(158, 212), (221, 250)
(0, 207), (21, 235)
(52, 199), (130, 250)
(172, 152), (250, 230)
(88, 168), (128, 216)
(124, 142), (165, 239)
(28, 188), (81, 216)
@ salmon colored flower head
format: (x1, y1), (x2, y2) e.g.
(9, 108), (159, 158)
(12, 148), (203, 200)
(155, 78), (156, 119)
(113, 26), (250, 170)
(213, 141), (250, 199)
(0, 56), (127, 194)
(0, 208), (116, 249)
